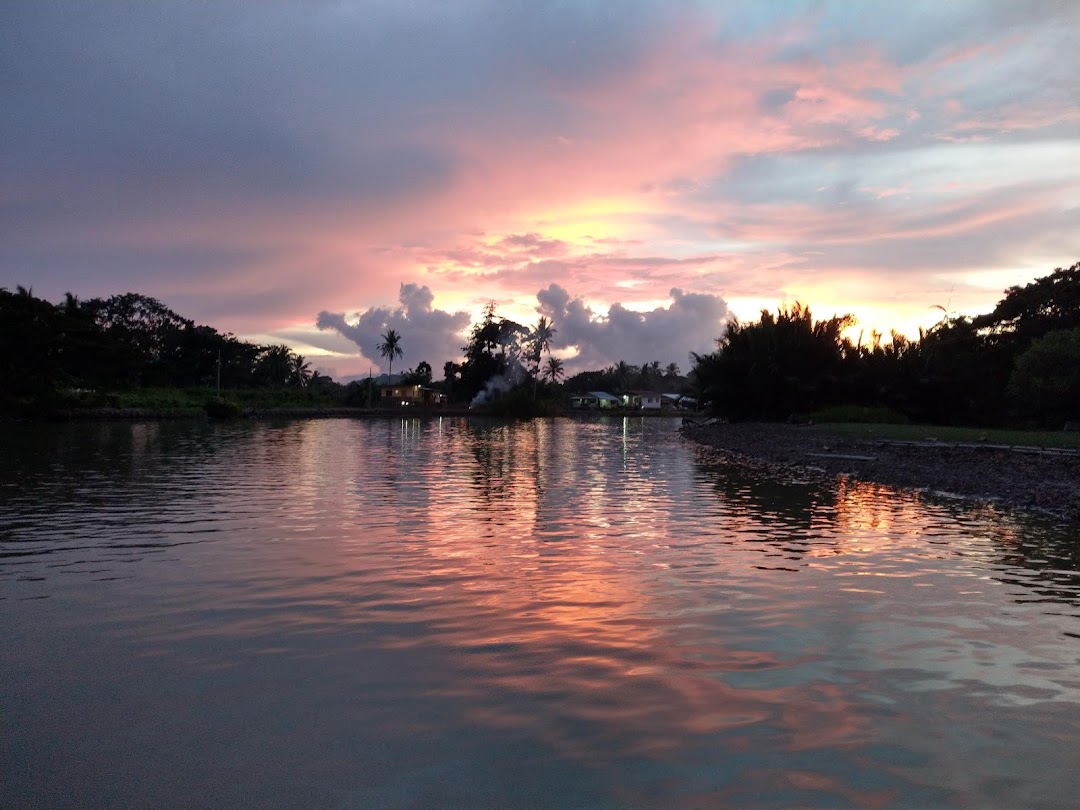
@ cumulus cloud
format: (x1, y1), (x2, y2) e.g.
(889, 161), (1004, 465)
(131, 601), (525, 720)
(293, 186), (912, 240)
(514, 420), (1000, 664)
(536, 284), (728, 370)
(316, 283), (471, 373)
(316, 280), (730, 376)
(3, 1), (1076, 351)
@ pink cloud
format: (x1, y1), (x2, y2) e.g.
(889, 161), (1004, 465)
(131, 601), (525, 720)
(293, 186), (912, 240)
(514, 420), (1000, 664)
(7, 1), (1076, 373)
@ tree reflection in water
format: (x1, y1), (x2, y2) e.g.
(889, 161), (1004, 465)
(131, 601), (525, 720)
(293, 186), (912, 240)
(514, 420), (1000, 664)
(3, 416), (1080, 808)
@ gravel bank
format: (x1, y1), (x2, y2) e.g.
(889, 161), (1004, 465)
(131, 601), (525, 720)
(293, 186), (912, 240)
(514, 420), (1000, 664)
(681, 421), (1080, 524)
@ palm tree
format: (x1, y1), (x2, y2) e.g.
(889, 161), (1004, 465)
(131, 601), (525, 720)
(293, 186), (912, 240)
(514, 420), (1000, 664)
(377, 328), (403, 382)
(290, 354), (312, 388)
(529, 317), (556, 372)
(257, 344), (293, 387)
(527, 316), (556, 397)
(665, 362), (681, 378)
(542, 356), (565, 384)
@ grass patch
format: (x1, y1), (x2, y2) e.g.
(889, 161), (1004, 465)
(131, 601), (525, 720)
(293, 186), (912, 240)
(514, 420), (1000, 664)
(4, 385), (356, 420)
(807, 405), (909, 424)
(111, 387), (345, 411)
(111, 388), (206, 410)
(820, 422), (1080, 449)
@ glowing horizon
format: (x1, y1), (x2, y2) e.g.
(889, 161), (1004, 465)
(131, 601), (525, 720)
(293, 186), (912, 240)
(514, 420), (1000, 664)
(3, 2), (1077, 377)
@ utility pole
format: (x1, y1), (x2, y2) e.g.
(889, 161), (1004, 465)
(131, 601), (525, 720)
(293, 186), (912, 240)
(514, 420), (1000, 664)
(216, 349), (221, 396)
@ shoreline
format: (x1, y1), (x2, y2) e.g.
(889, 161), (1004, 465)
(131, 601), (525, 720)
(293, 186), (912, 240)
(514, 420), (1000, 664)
(4, 405), (690, 422)
(681, 421), (1080, 525)
(9, 408), (1077, 524)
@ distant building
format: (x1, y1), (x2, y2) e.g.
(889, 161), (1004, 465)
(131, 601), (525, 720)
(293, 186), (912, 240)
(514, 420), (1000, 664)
(380, 384), (447, 407)
(623, 390), (662, 410)
(570, 391), (620, 409)
(661, 393), (697, 410)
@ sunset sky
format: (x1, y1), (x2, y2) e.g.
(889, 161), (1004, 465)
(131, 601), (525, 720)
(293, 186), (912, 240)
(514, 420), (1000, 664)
(3, 1), (1078, 377)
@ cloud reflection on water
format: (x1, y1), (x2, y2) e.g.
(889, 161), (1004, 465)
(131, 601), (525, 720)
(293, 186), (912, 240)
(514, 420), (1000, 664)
(3, 417), (1080, 806)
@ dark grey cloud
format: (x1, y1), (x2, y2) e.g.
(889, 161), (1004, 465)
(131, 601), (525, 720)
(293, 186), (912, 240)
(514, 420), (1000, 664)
(3, 4), (501, 228)
(0, 0), (676, 300)
(536, 284), (728, 370)
(2, 0), (1075, 355)
(316, 283), (471, 372)
(1, 1), (668, 187)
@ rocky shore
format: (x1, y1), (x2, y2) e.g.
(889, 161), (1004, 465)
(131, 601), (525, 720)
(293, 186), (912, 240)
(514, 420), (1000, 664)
(681, 421), (1080, 524)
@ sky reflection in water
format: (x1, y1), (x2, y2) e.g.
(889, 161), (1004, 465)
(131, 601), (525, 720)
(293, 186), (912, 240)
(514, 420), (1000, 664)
(2, 417), (1080, 808)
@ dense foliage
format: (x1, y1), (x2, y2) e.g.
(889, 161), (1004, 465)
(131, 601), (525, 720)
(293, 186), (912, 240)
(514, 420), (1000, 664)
(454, 302), (530, 402)
(690, 262), (1080, 427)
(5, 261), (1076, 426)
(563, 360), (685, 396)
(1, 288), (318, 415)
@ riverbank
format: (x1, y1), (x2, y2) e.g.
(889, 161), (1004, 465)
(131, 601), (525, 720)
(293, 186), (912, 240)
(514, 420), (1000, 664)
(681, 421), (1080, 524)
(8, 404), (690, 422)
(9, 406), (462, 421)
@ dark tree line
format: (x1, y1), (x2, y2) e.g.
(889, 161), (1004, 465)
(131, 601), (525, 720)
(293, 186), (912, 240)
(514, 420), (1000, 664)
(563, 360), (685, 396)
(690, 263), (1080, 427)
(9, 262), (1075, 425)
(1, 288), (314, 412)
(1, 289), (572, 415)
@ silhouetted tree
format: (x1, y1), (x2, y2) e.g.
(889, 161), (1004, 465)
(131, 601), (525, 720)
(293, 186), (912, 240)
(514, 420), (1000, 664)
(542, 356), (565, 384)
(458, 302), (529, 401)
(0, 287), (72, 400)
(377, 328), (403, 381)
(343, 378), (378, 406)
(692, 303), (856, 420)
(442, 360), (461, 401)
(6, 263), (1079, 425)
(975, 262), (1080, 344)
(564, 367), (617, 394)
(612, 360), (635, 392)
(402, 361), (433, 386)
(307, 370), (342, 397)
(527, 317), (555, 371)
(290, 354), (312, 388)
(907, 315), (1007, 425)
(526, 316), (556, 396)
(1007, 327), (1080, 427)
(256, 344), (294, 388)
(80, 293), (194, 385)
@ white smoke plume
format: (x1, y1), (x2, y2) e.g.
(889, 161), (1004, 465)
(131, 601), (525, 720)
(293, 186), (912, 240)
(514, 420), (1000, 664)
(470, 357), (529, 406)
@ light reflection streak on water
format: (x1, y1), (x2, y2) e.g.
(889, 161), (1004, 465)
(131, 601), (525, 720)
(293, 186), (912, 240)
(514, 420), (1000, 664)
(2, 417), (1080, 808)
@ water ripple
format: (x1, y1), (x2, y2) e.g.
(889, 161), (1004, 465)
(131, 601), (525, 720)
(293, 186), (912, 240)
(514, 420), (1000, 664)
(2, 417), (1080, 808)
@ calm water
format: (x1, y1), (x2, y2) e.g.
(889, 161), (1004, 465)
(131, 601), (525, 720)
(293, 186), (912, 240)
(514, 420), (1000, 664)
(3, 417), (1080, 809)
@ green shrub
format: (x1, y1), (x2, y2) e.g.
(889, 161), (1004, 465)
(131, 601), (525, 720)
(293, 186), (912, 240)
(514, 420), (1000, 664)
(808, 404), (910, 424)
(1007, 327), (1080, 428)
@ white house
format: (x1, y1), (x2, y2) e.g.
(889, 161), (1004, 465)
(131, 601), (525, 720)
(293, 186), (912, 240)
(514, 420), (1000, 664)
(623, 390), (663, 409)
